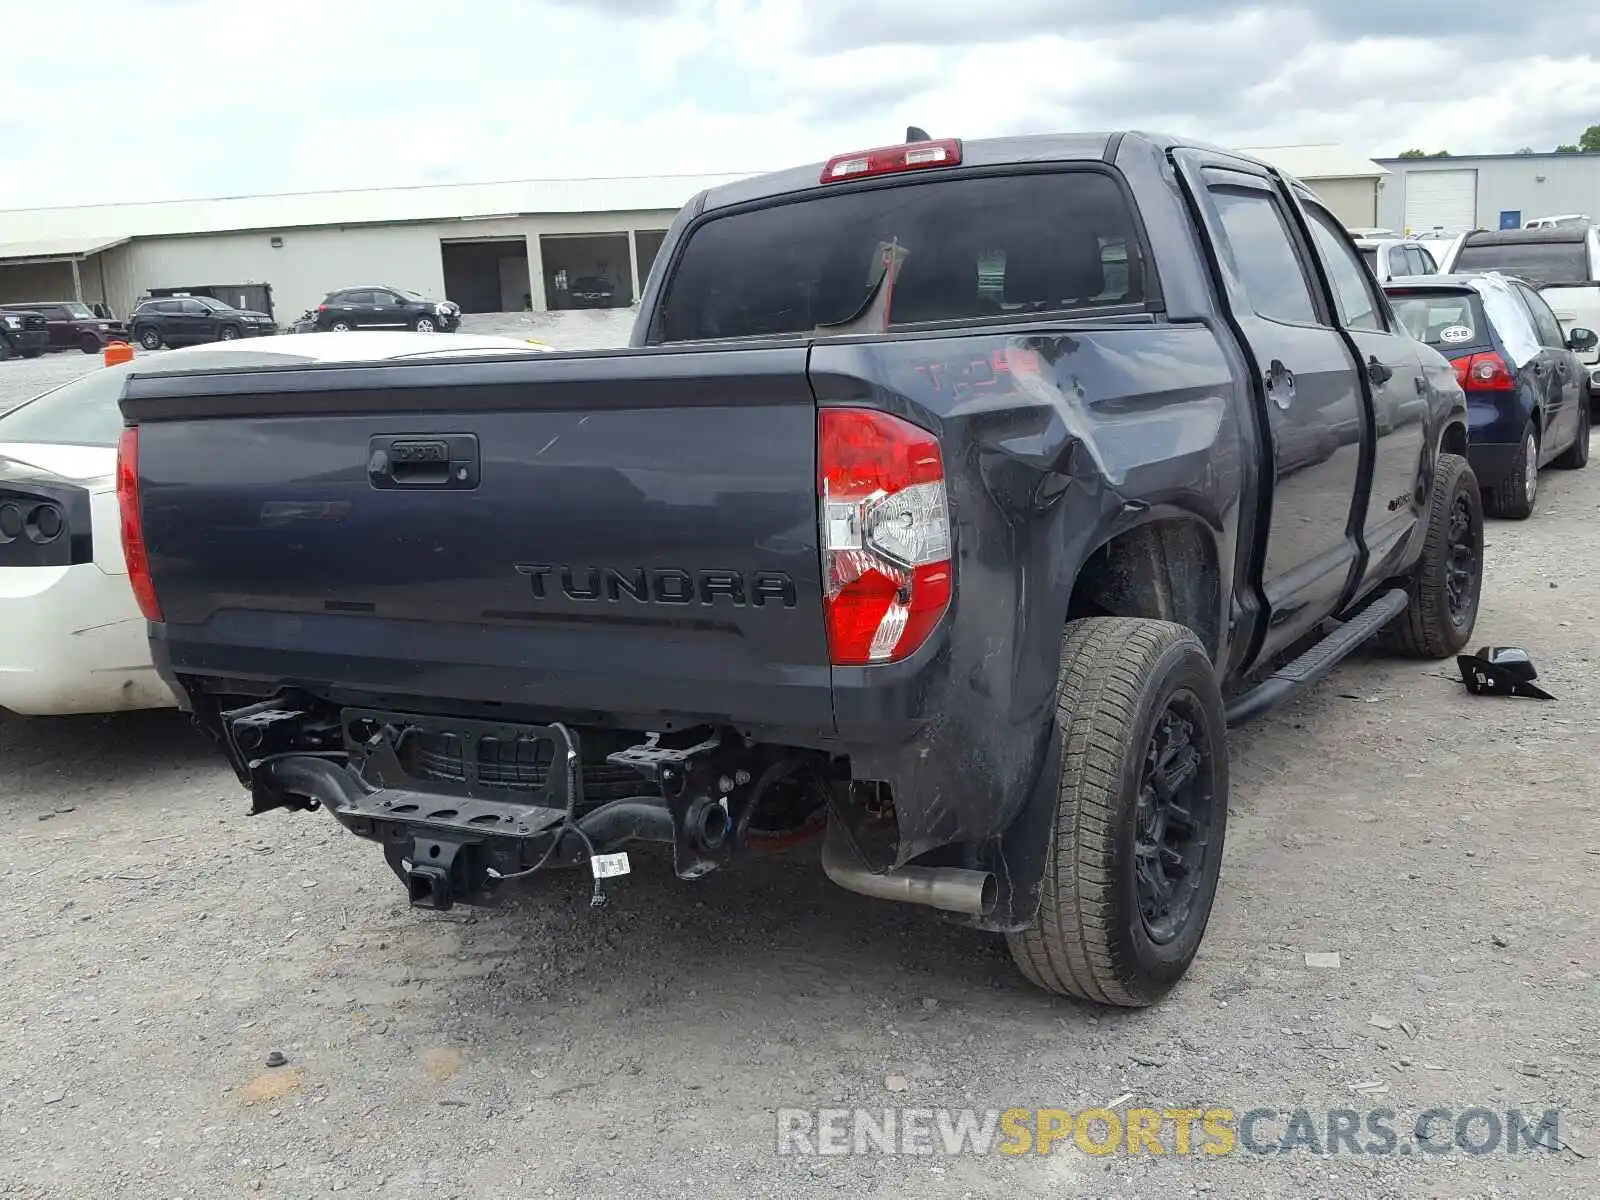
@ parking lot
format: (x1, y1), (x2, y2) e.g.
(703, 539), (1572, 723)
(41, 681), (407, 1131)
(1, 337), (1595, 1198)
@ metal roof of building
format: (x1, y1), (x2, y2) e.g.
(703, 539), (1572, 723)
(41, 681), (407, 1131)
(0, 173), (762, 246)
(1375, 150), (1600, 165)
(0, 234), (132, 263)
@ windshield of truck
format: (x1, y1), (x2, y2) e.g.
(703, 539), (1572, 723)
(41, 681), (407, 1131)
(62, 302), (97, 319)
(655, 170), (1147, 342)
(1453, 240), (1589, 286)
(0, 351), (319, 446)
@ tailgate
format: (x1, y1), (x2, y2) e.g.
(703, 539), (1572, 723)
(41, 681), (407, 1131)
(124, 346), (833, 731)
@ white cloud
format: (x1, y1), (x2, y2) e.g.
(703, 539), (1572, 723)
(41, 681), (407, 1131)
(1, 0), (1597, 209)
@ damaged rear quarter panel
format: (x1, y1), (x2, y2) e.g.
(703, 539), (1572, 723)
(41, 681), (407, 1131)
(811, 323), (1246, 864)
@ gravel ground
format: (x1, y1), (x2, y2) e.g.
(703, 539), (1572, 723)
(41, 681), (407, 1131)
(1, 331), (1596, 1198)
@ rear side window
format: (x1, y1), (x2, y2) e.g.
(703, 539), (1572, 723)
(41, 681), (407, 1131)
(1454, 240), (1589, 285)
(1208, 187), (1318, 325)
(1517, 284), (1567, 348)
(655, 171), (1147, 342)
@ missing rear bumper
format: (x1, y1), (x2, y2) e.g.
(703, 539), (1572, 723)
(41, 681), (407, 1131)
(228, 700), (817, 909)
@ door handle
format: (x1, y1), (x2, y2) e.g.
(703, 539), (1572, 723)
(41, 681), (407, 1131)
(1366, 355), (1393, 386)
(1414, 375), (1427, 396)
(367, 434), (480, 489)
(1264, 359), (1296, 409)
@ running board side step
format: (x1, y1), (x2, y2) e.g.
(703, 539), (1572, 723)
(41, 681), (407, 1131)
(1224, 587), (1409, 727)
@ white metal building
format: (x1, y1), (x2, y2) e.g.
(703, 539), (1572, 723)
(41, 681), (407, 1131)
(1375, 150), (1600, 236)
(0, 174), (752, 324)
(0, 143), (1386, 325)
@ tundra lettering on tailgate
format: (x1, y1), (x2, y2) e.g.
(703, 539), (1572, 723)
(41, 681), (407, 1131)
(514, 563), (798, 608)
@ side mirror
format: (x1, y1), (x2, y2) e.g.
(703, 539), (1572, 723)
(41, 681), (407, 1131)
(1568, 327), (1598, 352)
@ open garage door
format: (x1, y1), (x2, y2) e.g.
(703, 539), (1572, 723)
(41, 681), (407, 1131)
(440, 237), (531, 313)
(541, 233), (633, 310)
(1404, 170), (1477, 235)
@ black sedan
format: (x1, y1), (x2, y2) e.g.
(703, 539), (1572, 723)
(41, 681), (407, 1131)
(1386, 272), (1595, 519)
(314, 286), (461, 333)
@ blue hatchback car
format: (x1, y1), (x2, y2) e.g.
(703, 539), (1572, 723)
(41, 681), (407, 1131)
(1385, 272), (1596, 519)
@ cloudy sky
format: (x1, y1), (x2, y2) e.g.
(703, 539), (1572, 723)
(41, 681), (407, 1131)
(3, 0), (1598, 210)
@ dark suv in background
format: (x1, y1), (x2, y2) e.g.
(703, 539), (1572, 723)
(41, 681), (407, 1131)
(314, 286), (461, 332)
(128, 296), (276, 349)
(0, 308), (50, 360)
(0, 301), (126, 354)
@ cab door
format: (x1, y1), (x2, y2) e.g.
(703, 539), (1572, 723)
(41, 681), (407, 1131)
(1173, 150), (1368, 663)
(1297, 200), (1431, 587)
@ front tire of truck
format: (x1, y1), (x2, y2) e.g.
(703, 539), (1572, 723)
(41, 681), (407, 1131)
(1384, 452), (1482, 659)
(1006, 618), (1228, 1009)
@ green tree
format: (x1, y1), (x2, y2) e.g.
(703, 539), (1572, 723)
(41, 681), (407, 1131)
(1398, 149), (1428, 158)
(1579, 125), (1600, 152)
(1555, 144), (1580, 154)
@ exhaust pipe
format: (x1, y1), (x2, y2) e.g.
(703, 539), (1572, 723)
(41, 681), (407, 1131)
(821, 819), (995, 917)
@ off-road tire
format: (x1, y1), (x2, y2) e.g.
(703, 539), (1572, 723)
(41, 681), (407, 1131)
(1006, 617), (1228, 1008)
(1484, 423), (1537, 519)
(1384, 452), (1482, 658)
(1554, 400), (1589, 469)
(137, 327), (163, 351)
(218, 324), (240, 341)
(78, 333), (101, 354)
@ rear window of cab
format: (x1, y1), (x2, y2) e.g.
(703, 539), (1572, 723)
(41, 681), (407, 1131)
(653, 170), (1150, 343)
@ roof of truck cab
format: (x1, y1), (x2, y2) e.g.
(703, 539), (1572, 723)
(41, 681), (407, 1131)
(695, 132), (1341, 212)
(1463, 227), (1591, 245)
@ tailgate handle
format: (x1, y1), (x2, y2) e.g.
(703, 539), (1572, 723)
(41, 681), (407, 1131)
(367, 434), (480, 490)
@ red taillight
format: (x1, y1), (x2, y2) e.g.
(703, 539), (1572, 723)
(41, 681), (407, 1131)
(1449, 351), (1514, 392)
(116, 427), (162, 622)
(820, 138), (962, 184)
(316, 303), (328, 312)
(819, 408), (952, 665)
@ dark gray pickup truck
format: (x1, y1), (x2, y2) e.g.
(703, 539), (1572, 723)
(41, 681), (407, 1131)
(117, 131), (1480, 1007)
